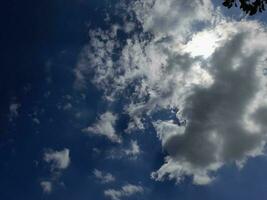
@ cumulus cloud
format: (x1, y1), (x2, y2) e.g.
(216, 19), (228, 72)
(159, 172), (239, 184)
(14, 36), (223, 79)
(44, 148), (71, 171)
(151, 22), (267, 185)
(93, 169), (115, 184)
(104, 184), (144, 200)
(40, 181), (52, 194)
(82, 112), (121, 143)
(75, 0), (267, 185)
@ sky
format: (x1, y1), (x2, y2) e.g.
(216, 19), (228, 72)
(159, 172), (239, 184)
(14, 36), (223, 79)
(1, 0), (267, 200)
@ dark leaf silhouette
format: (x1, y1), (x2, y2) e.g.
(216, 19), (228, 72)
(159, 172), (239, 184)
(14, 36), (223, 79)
(222, 0), (267, 15)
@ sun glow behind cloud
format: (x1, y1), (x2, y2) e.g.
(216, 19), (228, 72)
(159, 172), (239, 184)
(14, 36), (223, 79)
(184, 31), (219, 58)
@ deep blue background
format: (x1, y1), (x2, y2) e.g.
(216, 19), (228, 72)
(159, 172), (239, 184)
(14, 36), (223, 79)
(1, 0), (267, 200)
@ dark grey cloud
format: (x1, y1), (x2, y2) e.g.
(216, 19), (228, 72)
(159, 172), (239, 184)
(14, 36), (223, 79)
(165, 33), (263, 165)
(153, 28), (267, 184)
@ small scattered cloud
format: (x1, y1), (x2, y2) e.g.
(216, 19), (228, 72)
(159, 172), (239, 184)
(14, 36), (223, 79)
(124, 140), (141, 159)
(93, 169), (115, 184)
(63, 103), (72, 111)
(40, 181), (52, 194)
(9, 103), (20, 121)
(104, 184), (144, 200)
(108, 140), (141, 160)
(82, 112), (121, 143)
(44, 148), (71, 171)
(41, 148), (70, 194)
(33, 118), (40, 124)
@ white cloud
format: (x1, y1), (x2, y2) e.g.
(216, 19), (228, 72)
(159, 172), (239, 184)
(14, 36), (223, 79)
(74, 0), (267, 185)
(40, 181), (52, 194)
(82, 112), (121, 143)
(104, 184), (144, 200)
(93, 169), (115, 184)
(44, 148), (71, 171)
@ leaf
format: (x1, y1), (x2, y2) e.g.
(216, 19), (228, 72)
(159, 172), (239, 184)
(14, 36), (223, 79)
(249, 7), (257, 15)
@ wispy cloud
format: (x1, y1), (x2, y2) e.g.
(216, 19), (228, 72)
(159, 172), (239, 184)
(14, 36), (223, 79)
(104, 184), (144, 200)
(108, 140), (141, 160)
(93, 169), (115, 184)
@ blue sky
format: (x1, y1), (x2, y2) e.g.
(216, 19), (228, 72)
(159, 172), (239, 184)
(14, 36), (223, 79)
(1, 1), (267, 200)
